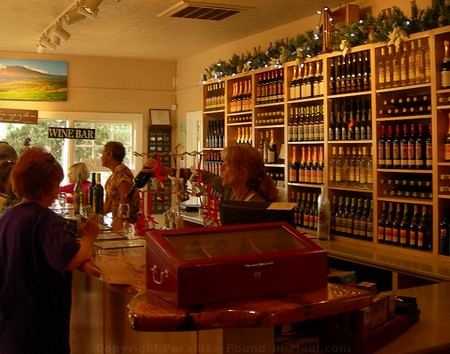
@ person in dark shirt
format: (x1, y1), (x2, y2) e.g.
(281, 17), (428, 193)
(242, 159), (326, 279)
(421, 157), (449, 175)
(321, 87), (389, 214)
(0, 147), (99, 354)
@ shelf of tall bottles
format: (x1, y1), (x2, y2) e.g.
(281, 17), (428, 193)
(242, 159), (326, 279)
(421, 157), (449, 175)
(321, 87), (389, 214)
(200, 25), (450, 261)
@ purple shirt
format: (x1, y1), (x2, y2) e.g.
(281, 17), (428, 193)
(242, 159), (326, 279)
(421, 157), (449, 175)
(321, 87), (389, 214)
(0, 203), (81, 354)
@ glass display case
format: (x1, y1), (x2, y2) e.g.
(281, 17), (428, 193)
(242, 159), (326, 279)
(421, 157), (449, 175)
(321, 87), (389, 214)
(145, 221), (327, 306)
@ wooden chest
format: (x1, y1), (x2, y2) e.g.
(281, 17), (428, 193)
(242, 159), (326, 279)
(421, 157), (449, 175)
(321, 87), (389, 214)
(145, 222), (328, 307)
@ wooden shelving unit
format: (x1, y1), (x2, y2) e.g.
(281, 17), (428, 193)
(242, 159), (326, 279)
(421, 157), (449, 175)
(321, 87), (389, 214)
(201, 25), (450, 263)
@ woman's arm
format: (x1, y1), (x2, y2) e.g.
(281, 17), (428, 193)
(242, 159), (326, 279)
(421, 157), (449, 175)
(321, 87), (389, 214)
(66, 214), (99, 270)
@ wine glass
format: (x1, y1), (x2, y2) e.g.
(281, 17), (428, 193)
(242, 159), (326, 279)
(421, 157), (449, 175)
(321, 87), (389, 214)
(58, 192), (67, 216)
(117, 203), (130, 235)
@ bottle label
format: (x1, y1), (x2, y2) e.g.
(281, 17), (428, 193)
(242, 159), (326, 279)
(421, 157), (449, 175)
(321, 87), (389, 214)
(445, 144), (450, 161)
(442, 71), (450, 88)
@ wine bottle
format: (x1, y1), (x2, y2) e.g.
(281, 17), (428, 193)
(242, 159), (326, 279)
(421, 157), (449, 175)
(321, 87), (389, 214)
(445, 113), (450, 161)
(408, 40), (417, 85)
(378, 47), (386, 89)
(378, 125), (386, 168)
(399, 203), (410, 247)
(88, 172), (96, 208)
(384, 201), (395, 244)
(329, 57), (336, 95)
(93, 173), (104, 216)
(385, 45), (393, 88)
(425, 123), (432, 169)
(267, 129), (277, 163)
(415, 38), (426, 84)
(73, 173), (84, 216)
(409, 204), (420, 249)
(439, 206), (450, 256)
(442, 40), (450, 89)
(317, 185), (331, 240)
(263, 130), (270, 163)
(289, 146), (299, 183)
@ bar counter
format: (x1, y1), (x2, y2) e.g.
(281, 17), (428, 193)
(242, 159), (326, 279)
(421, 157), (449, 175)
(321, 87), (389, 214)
(70, 231), (375, 354)
(81, 244), (374, 331)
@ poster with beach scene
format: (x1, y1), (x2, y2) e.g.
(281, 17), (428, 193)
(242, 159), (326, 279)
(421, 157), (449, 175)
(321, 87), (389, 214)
(0, 59), (67, 101)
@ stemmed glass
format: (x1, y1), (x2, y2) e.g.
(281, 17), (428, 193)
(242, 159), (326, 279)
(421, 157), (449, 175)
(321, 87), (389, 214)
(58, 192), (68, 216)
(117, 203), (135, 238)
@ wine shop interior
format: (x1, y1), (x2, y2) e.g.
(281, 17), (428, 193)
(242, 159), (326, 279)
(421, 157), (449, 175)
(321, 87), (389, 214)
(2, 0), (450, 353)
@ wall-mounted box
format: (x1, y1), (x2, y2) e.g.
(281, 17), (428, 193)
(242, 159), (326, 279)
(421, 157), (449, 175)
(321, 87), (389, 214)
(145, 222), (328, 307)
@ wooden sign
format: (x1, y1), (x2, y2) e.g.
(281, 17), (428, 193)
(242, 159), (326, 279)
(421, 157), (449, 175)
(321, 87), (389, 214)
(0, 108), (38, 124)
(48, 127), (95, 140)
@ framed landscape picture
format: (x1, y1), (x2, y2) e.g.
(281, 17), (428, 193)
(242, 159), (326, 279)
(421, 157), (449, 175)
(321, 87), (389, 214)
(0, 58), (68, 101)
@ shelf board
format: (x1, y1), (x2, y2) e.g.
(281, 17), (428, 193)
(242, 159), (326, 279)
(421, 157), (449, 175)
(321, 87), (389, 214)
(377, 196), (433, 205)
(329, 186), (373, 193)
(375, 83), (431, 93)
(327, 91), (371, 98)
(288, 182), (322, 188)
(287, 96), (324, 104)
(287, 140), (324, 144)
(376, 115), (431, 121)
(328, 140), (372, 144)
(255, 124), (284, 129)
(377, 168), (432, 173)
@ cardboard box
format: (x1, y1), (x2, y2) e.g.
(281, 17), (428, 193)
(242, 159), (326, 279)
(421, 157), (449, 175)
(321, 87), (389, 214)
(328, 269), (357, 287)
(145, 222), (328, 306)
(352, 294), (392, 334)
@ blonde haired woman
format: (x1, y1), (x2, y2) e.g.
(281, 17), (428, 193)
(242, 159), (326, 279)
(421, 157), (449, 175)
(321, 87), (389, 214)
(59, 162), (91, 204)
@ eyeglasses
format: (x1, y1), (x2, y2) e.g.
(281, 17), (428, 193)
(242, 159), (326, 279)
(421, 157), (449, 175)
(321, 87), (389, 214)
(0, 159), (15, 167)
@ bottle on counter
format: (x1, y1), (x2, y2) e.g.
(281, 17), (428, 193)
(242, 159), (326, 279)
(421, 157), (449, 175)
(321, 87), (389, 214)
(93, 173), (104, 217)
(317, 185), (330, 240)
(73, 173), (84, 216)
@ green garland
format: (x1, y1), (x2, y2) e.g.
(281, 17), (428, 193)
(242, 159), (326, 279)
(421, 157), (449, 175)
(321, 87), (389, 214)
(204, 1), (450, 80)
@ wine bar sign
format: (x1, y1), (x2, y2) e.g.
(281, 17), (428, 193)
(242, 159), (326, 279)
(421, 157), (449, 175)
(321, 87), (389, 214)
(48, 127), (95, 140)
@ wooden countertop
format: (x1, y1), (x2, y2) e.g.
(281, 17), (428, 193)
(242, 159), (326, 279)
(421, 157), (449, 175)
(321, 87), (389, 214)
(317, 239), (450, 282)
(374, 282), (450, 354)
(82, 235), (373, 332)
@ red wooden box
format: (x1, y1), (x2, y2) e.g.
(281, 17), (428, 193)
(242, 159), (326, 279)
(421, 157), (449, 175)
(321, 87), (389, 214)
(145, 222), (328, 307)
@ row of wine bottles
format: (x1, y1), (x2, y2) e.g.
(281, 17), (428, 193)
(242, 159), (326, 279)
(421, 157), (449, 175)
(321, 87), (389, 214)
(257, 129), (279, 164)
(205, 119), (225, 148)
(255, 68), (284, 105)
(289, 145), (324, 184)
(229, 79), (252, 113)
(288, 104), (324, 142)
(328, 145), (373, 190)
(204, 82), (225, 111)
(378, 122), (432, 169)
(235, 126), (253, 146)
(255, 110), (284, 126)
(328, 97), (372, 141)
(331, 195), (374, 241)
(378, 201), (432, 251)
(377, 38), (431, 89)
(289, 60), (325, 100)
(203, 151), (223, 175)
(380, 177), (432, 200)
(75, 172), (104, 217)
(291, 191), (321, 230)
(329, 50), (371, 95)
(378, 94), (431, 117)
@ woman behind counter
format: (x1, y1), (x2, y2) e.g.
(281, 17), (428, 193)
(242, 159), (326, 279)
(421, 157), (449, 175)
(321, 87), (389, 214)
(0, 147), (99, 354)
(141, 145), (279, 202)
(59, 161), (91, 204)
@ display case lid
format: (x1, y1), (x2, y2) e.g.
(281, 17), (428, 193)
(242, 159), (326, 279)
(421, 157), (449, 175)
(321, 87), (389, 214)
(150, 222), (319, 261)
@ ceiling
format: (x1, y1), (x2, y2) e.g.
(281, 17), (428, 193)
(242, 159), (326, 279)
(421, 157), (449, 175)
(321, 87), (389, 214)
(0, 0), (342, 61)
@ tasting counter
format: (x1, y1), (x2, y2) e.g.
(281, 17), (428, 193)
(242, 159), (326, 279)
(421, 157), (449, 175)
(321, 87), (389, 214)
(70, 230), (373, 354)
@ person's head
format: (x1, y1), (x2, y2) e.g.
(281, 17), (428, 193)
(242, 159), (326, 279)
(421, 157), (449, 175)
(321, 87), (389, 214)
(0, 142), (18, 162)
(0, 159), (15, 194)
(101, 141), (126, 169)
(68, 162), (90, 183)
(220, 145), (266, 190)
(11, 147), (64, 205)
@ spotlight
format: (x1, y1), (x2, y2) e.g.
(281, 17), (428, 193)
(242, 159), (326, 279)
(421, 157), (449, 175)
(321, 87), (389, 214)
(77, 0), (103, 19)
(40, 37), (57, 51)
(49, 31), (61, 46)
(51, 22), (71, 42)
(36, 44), (46, 54)
(64, 6), (86, 25)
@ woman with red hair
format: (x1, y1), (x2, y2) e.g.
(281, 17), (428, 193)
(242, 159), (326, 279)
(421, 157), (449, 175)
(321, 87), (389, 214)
(0, 147), (99, 354)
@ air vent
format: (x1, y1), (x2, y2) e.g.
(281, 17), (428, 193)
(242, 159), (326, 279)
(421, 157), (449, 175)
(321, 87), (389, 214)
(158, 1), (253, 21)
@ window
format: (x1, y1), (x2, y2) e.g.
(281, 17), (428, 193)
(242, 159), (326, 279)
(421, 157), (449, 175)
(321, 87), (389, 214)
(0, 111), (144, 184)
